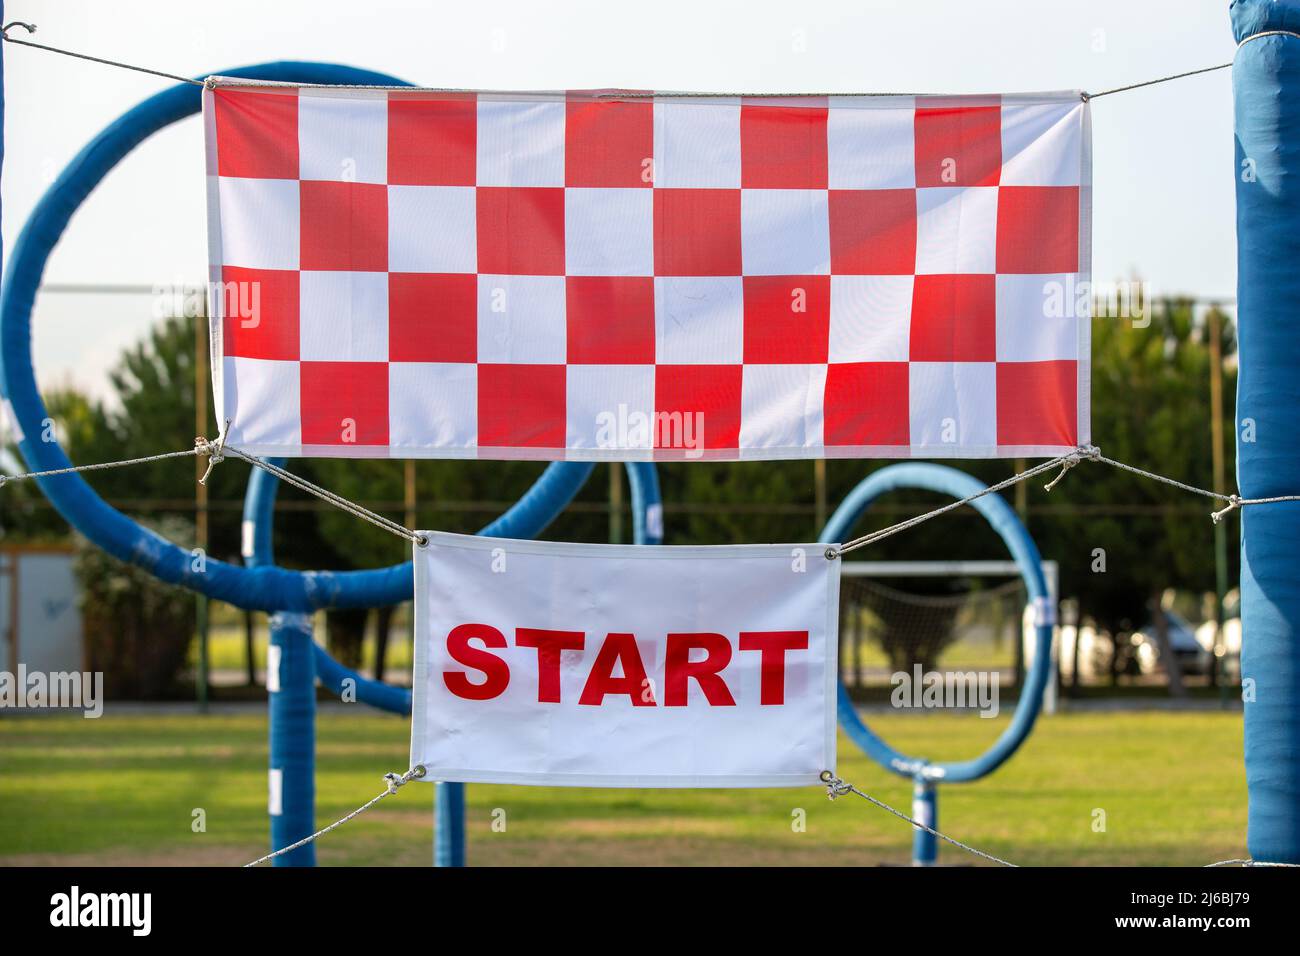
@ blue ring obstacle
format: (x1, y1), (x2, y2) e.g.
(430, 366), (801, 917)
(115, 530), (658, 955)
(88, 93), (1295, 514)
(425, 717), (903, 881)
(820, 463), (1052, 864)
(0, 59), (662, 865)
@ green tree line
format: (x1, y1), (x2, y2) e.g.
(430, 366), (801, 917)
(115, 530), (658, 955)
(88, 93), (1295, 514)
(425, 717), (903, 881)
(0, 296), (1236, 650)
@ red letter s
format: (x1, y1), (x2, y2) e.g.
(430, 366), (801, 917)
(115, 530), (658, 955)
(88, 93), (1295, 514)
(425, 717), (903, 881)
(443, 623), (510, 700)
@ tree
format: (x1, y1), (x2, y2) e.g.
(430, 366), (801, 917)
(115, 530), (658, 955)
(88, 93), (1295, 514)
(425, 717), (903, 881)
(1032, 299), (1236, 644)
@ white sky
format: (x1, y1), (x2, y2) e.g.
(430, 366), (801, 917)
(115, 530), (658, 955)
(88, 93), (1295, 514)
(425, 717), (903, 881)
(1, 0), (1239, 403)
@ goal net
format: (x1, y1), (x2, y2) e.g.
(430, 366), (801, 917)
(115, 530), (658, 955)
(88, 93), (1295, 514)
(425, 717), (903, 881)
(839, 561), (1057, 710)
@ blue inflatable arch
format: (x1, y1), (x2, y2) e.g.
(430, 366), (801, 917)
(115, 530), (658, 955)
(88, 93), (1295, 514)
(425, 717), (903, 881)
(0, 62), (606, 616)
(819, 463), (1053, 784)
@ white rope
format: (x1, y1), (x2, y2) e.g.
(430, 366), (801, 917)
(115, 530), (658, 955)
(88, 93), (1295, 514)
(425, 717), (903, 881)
(1089, 451), (1300, 523)
(1080, 30), (1300, 101)
(820, 771), (1018, 867)
(826, 443), (1300, 561)
(220, 445), (427, 547)
(1, 19), (1250, 103)
(244, 765), (426, 867)
(5, 436), (1293, 553)
(0, 435), (427, 546)
(0, 446), (208, 487)
(829, 451), (1082, 559)
(1205, 858), (1300, 867)
(1085, 62), (1230, 100)
(823, 773), (1300, 869)
(1, 21), (205, 86)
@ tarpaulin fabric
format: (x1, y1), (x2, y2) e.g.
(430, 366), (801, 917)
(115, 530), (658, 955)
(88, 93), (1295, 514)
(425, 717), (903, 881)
(410, 531), (840, 786)
(204, 81), (1091, 461)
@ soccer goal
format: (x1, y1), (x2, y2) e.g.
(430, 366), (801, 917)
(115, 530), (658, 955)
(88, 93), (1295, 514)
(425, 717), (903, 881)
(839, 560), (1060, 715)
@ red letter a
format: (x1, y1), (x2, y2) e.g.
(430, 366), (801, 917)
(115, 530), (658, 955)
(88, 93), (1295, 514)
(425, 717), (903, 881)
(579, 633), (655, 706)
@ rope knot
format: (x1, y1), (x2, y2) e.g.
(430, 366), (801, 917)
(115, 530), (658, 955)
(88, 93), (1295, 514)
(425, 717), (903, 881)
(820, 770), (852, 801)
(195, 419), (230, 486)
(385, 765), (427, 794)
(1211, 494), (1242, 524)
(1044, 444), (1101, 492)
(1, 21), (36, 39)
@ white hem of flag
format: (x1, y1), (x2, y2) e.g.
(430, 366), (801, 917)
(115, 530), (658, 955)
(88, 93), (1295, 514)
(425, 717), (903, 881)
(226, 441), (1083, 461)
(1075, 97), (1094, 450)
(412, 769), (827, 788)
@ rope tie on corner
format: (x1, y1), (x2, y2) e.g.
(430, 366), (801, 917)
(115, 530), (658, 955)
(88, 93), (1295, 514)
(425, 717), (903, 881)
(244, 765), (426, 867)
(1043, 444), (1102, 492)
(1211, 494), (1242, 524)
(819, 771), (1018, 867)
(195, 420), (230, 486)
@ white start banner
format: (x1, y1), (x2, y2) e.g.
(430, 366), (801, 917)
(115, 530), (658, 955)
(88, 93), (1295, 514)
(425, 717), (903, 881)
(411, 532), (840, 787)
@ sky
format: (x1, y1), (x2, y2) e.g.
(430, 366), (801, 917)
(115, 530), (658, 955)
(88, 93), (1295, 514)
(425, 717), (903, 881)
(1, 0), (1240, 403)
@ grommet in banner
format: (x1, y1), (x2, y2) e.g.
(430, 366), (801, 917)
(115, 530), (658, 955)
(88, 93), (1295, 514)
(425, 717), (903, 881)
(824, 546), (839, 561)
(819, 770), (834, 783)
(415, 534), (429, 548)
(412, 764), (427, 779)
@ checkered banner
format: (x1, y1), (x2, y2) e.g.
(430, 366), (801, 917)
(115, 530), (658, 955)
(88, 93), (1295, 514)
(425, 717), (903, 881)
(203, 80), (1091, 461)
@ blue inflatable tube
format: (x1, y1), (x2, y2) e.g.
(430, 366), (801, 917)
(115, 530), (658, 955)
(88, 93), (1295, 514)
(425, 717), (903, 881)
(0, 62), (601, 613)
(626, 462), (664, 545)
(819, 463), (1052, 783)
(1232, 0), (1300, 864)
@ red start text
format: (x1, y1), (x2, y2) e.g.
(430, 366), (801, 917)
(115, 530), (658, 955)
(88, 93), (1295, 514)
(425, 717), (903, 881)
(442, 624), (809, 706)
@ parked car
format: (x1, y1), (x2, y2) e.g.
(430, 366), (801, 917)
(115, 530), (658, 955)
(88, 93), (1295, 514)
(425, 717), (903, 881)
(1134, 610), (1213, 676)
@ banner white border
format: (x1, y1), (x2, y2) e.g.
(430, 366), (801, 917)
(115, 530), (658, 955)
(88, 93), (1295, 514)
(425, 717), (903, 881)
(410, 531), (840, 788)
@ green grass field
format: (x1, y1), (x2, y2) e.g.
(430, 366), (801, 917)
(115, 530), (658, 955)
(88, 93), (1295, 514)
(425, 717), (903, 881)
(0, 707), (1245, 867)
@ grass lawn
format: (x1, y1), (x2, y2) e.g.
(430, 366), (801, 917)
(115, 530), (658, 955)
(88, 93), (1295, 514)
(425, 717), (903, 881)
(0, 707), (1245, 867)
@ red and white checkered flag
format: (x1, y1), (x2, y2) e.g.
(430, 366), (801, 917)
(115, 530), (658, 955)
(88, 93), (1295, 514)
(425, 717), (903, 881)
(203, 81), (1090, 460)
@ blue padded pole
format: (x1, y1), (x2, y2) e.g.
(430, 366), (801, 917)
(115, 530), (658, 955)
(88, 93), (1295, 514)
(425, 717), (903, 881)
(267, 611), (316, 866)
(1231, 0), (1300, 864)
(1, 3), (6, 307)
(911, 778), (937, 867)
(431, 653), (461, 863)
(244, 463), (315, 866)
(433, 783), (465, 868)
